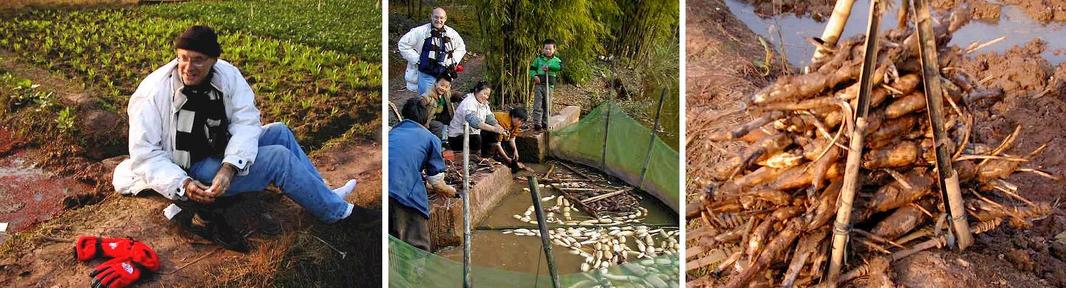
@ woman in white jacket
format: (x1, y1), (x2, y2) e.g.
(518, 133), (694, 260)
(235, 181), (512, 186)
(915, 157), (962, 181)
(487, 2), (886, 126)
(447, 82), (508, 152)
(113, 26), (378, 249)
(397, 7), (466, 95)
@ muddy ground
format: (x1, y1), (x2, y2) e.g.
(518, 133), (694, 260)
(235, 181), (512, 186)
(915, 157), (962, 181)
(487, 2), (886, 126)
(688, 0), (1066, 286)
(741, 0), (1064, 23)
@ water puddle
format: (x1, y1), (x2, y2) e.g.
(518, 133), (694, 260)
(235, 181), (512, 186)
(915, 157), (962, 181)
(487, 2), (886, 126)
(724, 0), (1066, 66)
(0, 152), (90, 236)
(436, 163), (679, 274)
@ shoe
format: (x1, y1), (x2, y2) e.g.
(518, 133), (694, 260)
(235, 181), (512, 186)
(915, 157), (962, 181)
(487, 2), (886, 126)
(339, 205), (381, 231)
(258, 212), (283, 236)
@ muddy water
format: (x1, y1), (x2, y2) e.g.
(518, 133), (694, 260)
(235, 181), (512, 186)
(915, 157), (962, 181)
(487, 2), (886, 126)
(437, 163), (679, 274)
(724, 0), (1066, 66)
(0, 153), (91, 238)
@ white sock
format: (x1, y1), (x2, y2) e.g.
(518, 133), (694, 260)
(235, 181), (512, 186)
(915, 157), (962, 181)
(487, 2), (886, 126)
(331, 179), (357, 199)
(341, 203), (354, 220)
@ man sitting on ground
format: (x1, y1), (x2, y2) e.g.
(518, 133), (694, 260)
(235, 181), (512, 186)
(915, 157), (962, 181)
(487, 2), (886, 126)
(113, 25), (379, 251)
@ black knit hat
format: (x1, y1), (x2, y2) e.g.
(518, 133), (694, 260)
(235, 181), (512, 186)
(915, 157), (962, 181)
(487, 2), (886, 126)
(174, 25), (222, 58)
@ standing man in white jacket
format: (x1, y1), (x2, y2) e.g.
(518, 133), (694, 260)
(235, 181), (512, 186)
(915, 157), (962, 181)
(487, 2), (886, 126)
(398, 7), (467, 95)
(113, 26), (378, 250)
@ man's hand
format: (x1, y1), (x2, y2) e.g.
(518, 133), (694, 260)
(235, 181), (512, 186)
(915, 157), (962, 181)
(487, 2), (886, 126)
(432, 181), (458, 198)
(533, 75), (542, 85)
(206, 163), (237, 198)
(184, 179), (214, 204)
(495, 125), (509, 136)
(541, 65), (549, 72)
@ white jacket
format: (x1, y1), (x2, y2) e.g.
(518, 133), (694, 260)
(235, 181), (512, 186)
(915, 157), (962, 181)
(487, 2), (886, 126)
(113, 59), (262, 200)
(397, 23), (467, 92)
(448, 93), (492, 138)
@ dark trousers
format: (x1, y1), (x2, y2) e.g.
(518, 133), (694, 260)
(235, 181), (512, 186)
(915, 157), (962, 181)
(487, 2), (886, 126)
(448, 133), (483, 153)
(389, 198), (431, 251)
(481, 130), (521, 173)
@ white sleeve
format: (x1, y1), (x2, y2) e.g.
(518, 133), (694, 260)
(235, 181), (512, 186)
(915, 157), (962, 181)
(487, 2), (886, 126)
(450, 29), (467, 64)
(127, 88), (190, 200)
(398, 27), (423, 64)
(222, 68), (263, 175)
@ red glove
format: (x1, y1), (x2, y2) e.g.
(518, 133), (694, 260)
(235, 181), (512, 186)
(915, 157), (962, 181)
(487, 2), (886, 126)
(74, 236), (134, 262)
(455, 64), (464, 73)
(74, 236), (161, 272)
(89, 257), (142, 288)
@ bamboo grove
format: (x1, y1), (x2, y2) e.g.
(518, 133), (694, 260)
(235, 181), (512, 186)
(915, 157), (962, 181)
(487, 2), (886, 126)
(473, 0), (679, 106)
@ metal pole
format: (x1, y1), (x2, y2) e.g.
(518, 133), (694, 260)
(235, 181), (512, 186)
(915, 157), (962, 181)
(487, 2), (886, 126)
(462, 122), (472, 288)
(545, 64), (552, 154)
(911, 0), (973, 249)
(826, 1), (882, 285)
(638, 89), (667, 190)
(599, 78), (614, 171)
(527, 176), (561, 288)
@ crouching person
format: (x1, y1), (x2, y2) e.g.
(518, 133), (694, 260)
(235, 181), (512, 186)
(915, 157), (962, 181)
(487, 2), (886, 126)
(389, 97), (458, 251)
(112, 25), (379, 252)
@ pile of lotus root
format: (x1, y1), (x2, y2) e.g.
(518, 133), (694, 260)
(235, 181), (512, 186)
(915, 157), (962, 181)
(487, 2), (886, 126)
(686, 11), (1055, 287)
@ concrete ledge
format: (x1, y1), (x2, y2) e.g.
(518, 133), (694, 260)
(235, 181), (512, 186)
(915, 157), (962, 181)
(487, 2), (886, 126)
(427, 164), (513, 250)
(548, 106), (581, 130)
(515, 105), (581, 163)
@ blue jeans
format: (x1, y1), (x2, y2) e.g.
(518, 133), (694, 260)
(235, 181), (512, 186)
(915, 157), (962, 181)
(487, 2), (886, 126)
(416, 71), (437, 96)
(188, 122), (351, 223)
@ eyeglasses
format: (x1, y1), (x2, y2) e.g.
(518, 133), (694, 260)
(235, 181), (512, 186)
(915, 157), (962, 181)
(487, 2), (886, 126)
(177, 54), (211, 68)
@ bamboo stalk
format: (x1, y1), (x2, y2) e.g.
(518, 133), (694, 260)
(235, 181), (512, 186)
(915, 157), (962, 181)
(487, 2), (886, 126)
(912, 0), (973, 250)
(639, 89), (667, 190)
(827, 1), (883, 285)
(462, 122), (472, 288)
(810, 0), (858, 70)
(527, 176), (561, 288)
(579, 188), (633, 204)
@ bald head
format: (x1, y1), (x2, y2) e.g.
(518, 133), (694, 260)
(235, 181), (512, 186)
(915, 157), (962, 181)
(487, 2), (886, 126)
(431, 8), (447, 29)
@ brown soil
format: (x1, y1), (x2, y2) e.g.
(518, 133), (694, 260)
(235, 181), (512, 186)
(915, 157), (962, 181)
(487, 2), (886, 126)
(0, 140), (382, 287)
(742, 0), (1062, 23)
(687, 0), (1066, 286)
(686, 0), (788, 195)
(1001, 0), (1066, 23)
(742, 0), (837, 22)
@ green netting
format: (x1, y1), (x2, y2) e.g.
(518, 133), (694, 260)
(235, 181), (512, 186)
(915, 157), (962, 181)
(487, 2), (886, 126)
(548, 101), (680, 213)
(389, 236), (679, 288)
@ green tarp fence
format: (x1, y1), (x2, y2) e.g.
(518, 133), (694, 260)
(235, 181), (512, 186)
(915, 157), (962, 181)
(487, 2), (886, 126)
(389, 236), (679, 288)
(548, 101), (680, 213)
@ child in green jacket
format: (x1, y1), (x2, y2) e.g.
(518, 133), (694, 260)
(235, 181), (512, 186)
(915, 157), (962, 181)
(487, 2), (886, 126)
(529, 39), (562, 130)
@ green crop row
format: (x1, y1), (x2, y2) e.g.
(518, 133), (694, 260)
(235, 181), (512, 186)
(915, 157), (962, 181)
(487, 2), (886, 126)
(141, 0), (381, 60)
(0, 8), (381, 149)
(0, 71), (78, 140)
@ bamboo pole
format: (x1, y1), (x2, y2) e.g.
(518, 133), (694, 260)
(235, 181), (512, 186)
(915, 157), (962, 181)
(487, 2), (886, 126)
(639, 89), (667, 190)
(826, 1), (883, 285)
(911, 0), (973, 249)
(810, 0), (858, 71)
(528, 176), (561, 288)
(462, 122), (472, 288)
